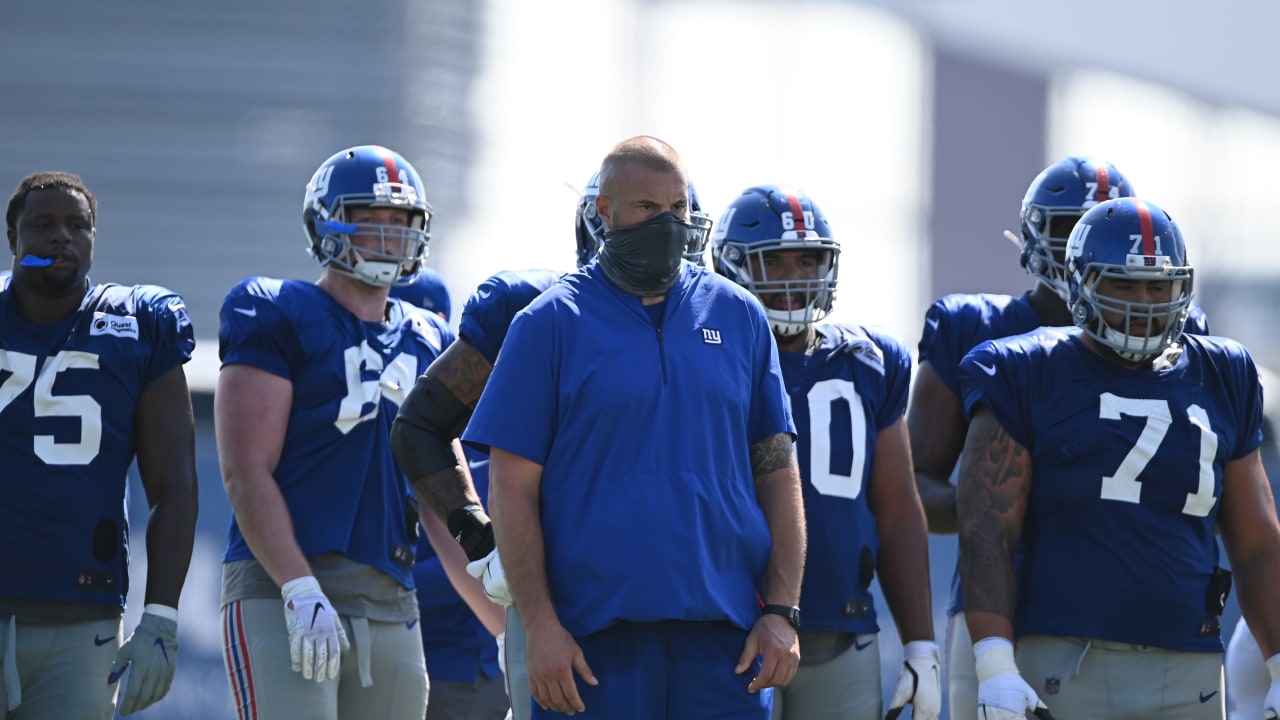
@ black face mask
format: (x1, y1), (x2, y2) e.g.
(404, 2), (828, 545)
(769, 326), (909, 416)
(597, 212), (691, 296)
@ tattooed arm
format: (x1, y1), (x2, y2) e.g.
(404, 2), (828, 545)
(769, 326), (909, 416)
(739, 431), (805, 691)
(752, 432), (806, 607)
(394, 337), (494, 521)
(957, 406), (1032, 642)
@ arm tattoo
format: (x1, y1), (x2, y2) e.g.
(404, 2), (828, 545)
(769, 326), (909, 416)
(427, 339), (493, 408)
(751, 433), (796, 477)
(957, 409), (1032, 621)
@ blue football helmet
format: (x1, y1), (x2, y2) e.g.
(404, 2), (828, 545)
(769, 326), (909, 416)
(711, 185), (839, 336)
(1065, 197), (1194, 362)
(575, 171), (711, 268)
(303, 145), (432, 287)
(1021, 156), (1135, 301)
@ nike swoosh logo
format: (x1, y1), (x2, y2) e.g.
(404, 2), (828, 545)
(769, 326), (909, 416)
(854, 638), (874, 651)
(94, 633), (116, 646)
(976, 362), (997, 376)
(478, 289), (492, 299)
(1200, 691), (1218, 703)
(926, 317), (939, 331)
(406, 620), (418, 630)
(310, 602), (324, 629)
(107, 662), (129, 684)
(233, 306), (257, 317)
(154, 637), (170, 664)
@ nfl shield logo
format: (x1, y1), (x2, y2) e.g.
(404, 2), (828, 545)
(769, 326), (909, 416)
(1045, 677), (1061, 696)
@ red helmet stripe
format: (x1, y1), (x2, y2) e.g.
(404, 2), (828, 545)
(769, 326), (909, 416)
(1134, 199), (1156, 255)
(782, 190), (807, 237)
(1094, 165), (1111, 203)
(378, 150), (400, 185)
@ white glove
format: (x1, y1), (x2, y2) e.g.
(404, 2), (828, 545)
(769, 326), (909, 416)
(1263, 653), (1280, 719)
(884, 640), (941, 720)
(108, 605), (179, 715)
(974, 636), (1053, 720)
(281, 576), (349, 683)
(466, 548), (513, 606)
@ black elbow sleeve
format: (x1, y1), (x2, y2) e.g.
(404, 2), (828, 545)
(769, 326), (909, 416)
(391, 374), (474, 479)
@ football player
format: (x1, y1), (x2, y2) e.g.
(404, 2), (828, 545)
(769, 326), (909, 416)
(391, 169), (711, 720)
(906, 156), (1212, 719)
(0, 171), (198, 717)
(713, 185), (940, 720)
(957, 197), (1280, 719)
(216, 145), (454, 720)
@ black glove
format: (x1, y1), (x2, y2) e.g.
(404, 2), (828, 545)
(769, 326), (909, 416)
(447, 504), (495, 562)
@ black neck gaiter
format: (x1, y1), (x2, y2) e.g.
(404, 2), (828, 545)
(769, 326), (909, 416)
(597, 212), (689, 297)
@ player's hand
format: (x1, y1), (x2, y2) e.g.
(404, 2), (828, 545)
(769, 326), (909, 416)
(281, 575), (349, 683)
(1263, 653), (1280, 718)
(108, 607), (179, 715)
(885, 640), (942, 720)
(525, 619), (597, 715)
(974, 636), (1054, 720)
(737, 613), (799, 692)
(465, 548), (512, 606)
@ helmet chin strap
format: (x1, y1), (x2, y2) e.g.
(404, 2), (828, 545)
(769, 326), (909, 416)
(1101, 324), (1163, 363)
(766, 307), (810, 336)
(350, 258), (402, 287)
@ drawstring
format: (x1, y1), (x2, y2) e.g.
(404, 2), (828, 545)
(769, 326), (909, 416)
(4, 615), (20, 710)
(1071, 639), (1092, 680)
(350, 617), (373, 688)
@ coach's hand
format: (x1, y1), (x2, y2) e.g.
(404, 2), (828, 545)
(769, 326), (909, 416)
(281, 575), (349, 683)
(738, 613), (799, 693)
(525, 618), (597, 714)
(974, 637), (1054, 720)
(466, 548), (512, 606)
(109, 606), (179, 715)
(885, 640), (941, 720)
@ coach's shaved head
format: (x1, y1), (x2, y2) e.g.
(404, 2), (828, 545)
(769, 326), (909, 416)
(598, 136), (687, 198)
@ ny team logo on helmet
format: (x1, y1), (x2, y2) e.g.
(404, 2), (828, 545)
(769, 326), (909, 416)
(711, 185), (839, 336)
(1021, 156), (1134, 301)
(575, 170), (712, 268)
(303, 145), (432, 287)
(1065, 197), (1194, 362)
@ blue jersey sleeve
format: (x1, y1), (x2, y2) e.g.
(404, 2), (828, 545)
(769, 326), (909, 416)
(957, 331), (1056, 450)
(459, 269), (561, 365)
(218, 278), (300, 378)
(133, 285), (196, 381)
(869, 326), (912, 429)
(918, 293), (1040, 397)
(747, 307), (796, 445)
(463, 303), (557, 461)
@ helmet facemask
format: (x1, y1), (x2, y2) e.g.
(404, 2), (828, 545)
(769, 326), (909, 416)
(1070, 262), (1193, 363)
(719, 240), (840, 336)
(1022, 205), (1084, 301)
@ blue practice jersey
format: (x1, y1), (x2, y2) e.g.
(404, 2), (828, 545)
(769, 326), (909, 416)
(0, 282), (194, 610)
(415, 448), (501, 683)
(959, 330), (1263, 651)
(919, 290), (1212, 615)
(786, 324), (912, 634)
(220, 278), (454, 589)
(459, 268), (562, 365)
(464, 262), (796, 637)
